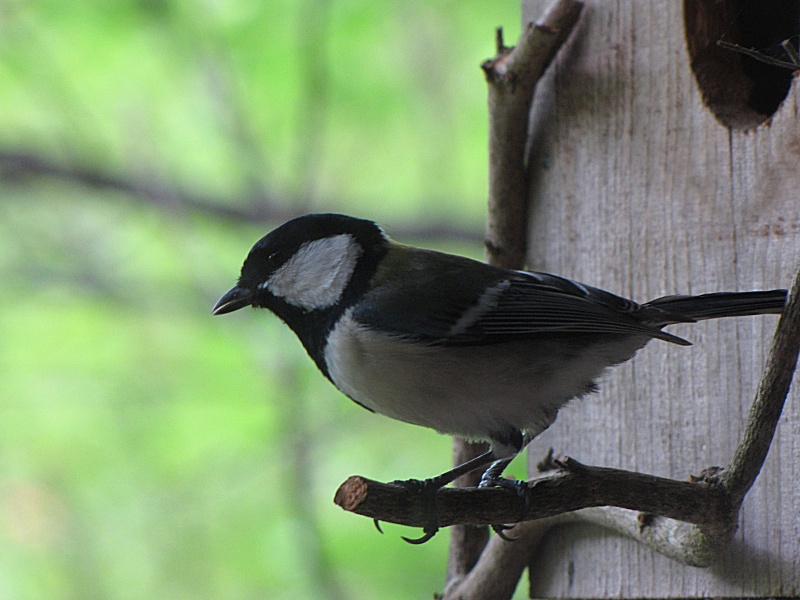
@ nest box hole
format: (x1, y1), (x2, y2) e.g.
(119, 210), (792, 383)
(684, 0), (799, 129)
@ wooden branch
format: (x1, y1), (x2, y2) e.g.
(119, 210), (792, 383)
(443, 519), (549, 600)
(557, 507), (731, 568)
(723, 259), (800, 504)
(334, 457), (731, 528)
(444, 438), (490, 584)
(482, 0), (584, 271)
(450, 2), (582, 595)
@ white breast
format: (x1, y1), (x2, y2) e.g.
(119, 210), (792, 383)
(323, 311), (650, 447)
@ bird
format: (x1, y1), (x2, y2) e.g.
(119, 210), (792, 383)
(213, 213), (786, 538)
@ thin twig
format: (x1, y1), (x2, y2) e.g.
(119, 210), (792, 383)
(781, 39), (800, 66)
(716, 39), (800, 70)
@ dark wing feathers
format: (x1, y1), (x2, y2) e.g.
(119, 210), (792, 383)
(455, 273), (690, 345)
(355, 250), (690, 346)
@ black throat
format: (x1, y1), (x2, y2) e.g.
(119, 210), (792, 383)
(259, 240), (388, 380)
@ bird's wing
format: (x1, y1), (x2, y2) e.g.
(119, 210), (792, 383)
(457, 271), (692, 345)
(354, 254), (691, 346)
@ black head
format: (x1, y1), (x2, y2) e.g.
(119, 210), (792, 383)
(214, 213), (388, 315)
(212, 214), (388, 372)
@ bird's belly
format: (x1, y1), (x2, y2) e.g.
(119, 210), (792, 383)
(324, 314), (647, 441)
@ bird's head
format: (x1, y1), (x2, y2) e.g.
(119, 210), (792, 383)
(213, 213), (388, 318)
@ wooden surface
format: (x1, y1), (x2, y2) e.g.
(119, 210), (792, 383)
(522, 0), (800, 596)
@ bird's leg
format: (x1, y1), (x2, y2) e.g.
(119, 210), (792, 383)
(477, 432), (538, 540)
(478, 428), (534, 492)
(480, 461), (518, 543)
(416, 449), (499, 489)
(388, 449), (498, 544)
(480, 416), (563, 487)
(479, 458), (525, 490)
(475, 458), (530, 541)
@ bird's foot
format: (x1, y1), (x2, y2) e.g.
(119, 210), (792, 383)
(478, 472), (528, 494)
(387, 478), (442, 544)
(491, 522), (519, 542)
(479, 473), (530, 541)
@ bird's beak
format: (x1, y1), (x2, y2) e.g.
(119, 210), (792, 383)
(212, 286), (252, 315)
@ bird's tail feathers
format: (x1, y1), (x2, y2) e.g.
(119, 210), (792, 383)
(645, 289), (787, 324)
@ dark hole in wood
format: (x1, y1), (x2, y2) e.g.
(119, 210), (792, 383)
(684, 0), (798, 129)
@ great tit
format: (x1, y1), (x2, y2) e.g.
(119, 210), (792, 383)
(213, 213), (787, 493)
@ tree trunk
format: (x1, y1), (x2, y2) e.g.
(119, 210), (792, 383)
(524, 0), (800, 596)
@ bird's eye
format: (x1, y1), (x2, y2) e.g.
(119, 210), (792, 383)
(267, 251), (283, 266)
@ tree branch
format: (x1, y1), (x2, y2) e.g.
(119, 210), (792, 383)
(556, 507), (731, 567)
(482, 0), (584, 270)
(444, 438), (490, 584)
(723, 259), (800, 504)
(443, 519), (549, 600)
(334, 456), (729, 528)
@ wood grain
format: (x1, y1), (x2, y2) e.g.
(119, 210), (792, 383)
(523, 0), (800, 596)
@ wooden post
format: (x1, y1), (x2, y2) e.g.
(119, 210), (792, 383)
(524, 0), (800, 596)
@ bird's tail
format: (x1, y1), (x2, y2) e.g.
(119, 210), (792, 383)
(644, 289), (787, 324)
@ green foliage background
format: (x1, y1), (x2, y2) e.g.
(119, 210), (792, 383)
(0, 1), (527, 598)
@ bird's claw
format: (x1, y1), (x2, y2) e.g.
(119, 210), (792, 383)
(387, 476), (531, 544)
(401, 524), (439, 544)
(479, 474), (530, 540)
(389, 478), (442, 544)
(491, 523), (519, 541)
(478, 473), (529, 495)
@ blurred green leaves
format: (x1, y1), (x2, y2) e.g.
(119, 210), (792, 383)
(0, 0), (519, 222)
(0, 1), (524, 598)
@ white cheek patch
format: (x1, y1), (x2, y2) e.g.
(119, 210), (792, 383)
(264, 234), (362, 310)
